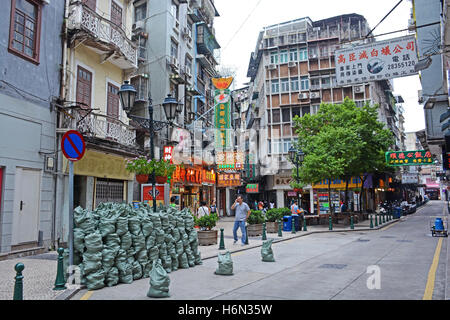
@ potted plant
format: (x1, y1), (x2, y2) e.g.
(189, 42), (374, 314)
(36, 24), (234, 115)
(265, 208), (289, 233)
(125, 156), (153, 184)
(247, 210), (265, 236)
(290, 180), (305, 193)
(195, 213), (219, 245)
(154, 160), (176, 184)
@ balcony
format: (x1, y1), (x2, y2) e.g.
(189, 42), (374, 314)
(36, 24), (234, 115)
(196, 22), (220, 56)
(59, 108), (137, 147)
(68, 2), (137, 70)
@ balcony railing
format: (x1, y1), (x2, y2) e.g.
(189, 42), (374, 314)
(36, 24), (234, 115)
(68, 2), (137, 69)
(60, 108), (136, 147)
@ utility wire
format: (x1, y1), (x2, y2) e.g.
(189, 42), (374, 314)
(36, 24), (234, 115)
(365, 0), (404, 38)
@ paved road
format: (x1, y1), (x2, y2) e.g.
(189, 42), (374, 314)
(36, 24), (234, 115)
(72, 200), (449, 300)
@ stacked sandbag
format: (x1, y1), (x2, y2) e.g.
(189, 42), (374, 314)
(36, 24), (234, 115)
(73, 202), (203, 290)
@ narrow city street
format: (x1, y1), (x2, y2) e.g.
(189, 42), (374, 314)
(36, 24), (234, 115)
(71, 201), (449, 300)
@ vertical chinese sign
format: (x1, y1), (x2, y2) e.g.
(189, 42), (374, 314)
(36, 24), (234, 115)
(335, 35), (418, 85)
(386, 150), (435, 166)
(212, 77), (233, 151)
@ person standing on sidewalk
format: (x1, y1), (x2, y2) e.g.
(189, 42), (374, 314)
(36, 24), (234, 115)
(231, 195), (251, 245)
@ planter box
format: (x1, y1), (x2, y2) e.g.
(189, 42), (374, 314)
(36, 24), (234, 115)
(265, 221), (278, 233)
(197, 230), (218, 246)
(247, 223), (263, 237)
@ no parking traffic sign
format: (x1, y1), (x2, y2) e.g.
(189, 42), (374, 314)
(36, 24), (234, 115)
(61, 130), (86, 161)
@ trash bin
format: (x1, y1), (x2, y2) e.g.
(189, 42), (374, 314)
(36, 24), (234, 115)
(292, 214), (301, 231)
(393, 207), (402, 219)
(283, 216), (292, 231)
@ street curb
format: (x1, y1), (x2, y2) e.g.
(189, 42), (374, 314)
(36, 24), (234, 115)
(54, 287), (81, 300)
(203, 217), (403, 261)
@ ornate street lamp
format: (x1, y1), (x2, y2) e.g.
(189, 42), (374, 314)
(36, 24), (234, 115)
(119, 82), (183, 211)
(288, 145), (305, 215)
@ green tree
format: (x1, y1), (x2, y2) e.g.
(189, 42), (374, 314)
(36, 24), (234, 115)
(293, 98), (394, 213)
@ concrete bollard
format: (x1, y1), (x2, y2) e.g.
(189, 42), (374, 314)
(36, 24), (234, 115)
(375, 214), (378, 227)
(350, 215), (354, 230)
(291, 217), (296, 234)
(262, 222), (267, 241)
(379, 214), (382, 225)
(303, 217), (307, 231)
(370, 215), (374, 229)
(329, 215), (333, 230)
(53, 248), (67, 290)
(382, 214), (386, 224)
(278, 219), (283, 237)
(13, 263), (25, 300)
(245, 225), (249, 245)
(219, 228), (225, 250)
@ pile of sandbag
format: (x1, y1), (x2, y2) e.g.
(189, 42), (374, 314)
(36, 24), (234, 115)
(72, 203), (202, 290)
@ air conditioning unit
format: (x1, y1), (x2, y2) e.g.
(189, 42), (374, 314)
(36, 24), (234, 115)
(298, 92), (309, 100)
(354, 85), (364, 93)
(288, 61), (297, 67)
(310, 92), (320, 99)
(268, 64), (276, 70)
(311, 54), (318, 59)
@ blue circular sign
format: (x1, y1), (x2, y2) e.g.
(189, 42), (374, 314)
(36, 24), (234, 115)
(61, 130), (86, 161)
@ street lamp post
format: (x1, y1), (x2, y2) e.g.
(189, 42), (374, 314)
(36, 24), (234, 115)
(289, 146), (305, 229)
(119, 81), (182, 211)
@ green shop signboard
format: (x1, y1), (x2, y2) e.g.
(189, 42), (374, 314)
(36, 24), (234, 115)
(386, 150), (434, 166)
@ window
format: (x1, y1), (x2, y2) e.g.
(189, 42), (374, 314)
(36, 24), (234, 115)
(280, 50), (288, 63)
(76, 66), (92, 109)
(309, 46), (318, 58)
(310, 78), (320, 89)
(302, 106), (310, 116)
(299, 48), (308, 61)
(289, 49), (298, 61)
(271, 80), (279, 93)
(311, 105), (320, 114)
(8, 0), (42, 64)
(134, 2), (146, 21)
(268, 139), (271, 154)
(111, 1), (123, 28)
(278, 35), (285, 45)
(288, 34), (297, 44)
(272, 109), (280, 123)
(267, 110), (271, 124)
(82, 0), (96, 11)
(321, 77), (331, 88)
(270, 51), (278, 64)
(107, 83), (120, 120)
(300, 77), (309, 91)
(282, 108), (290, 122)
(271, 139), (282, 154)
(291, 78), (299, 91)
(170, 39), (178, 58)
(283, 139), (291, 153)
(280, 78), (289, 92)
(130, 75), (148, 102)
(185, 55), (192, 76)
(292, 107), (301, 119)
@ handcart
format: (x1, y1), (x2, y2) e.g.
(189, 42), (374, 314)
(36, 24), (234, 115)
(430, 216), (448, 237)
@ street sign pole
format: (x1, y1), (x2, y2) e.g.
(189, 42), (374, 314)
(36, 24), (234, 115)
(69, 160), (74, 268)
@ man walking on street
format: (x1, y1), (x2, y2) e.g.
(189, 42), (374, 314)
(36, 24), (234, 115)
(231, 195), (251, 245)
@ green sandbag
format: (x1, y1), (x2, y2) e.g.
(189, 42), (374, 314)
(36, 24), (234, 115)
(84, 231), (103, 253)
(115, 249), (127, 272)
(167, 244), (177, 259)
(85, 268), (105, 290)
(104, 233), (120, 251)
(185, 247), (195, 267)
(82, 251), (102, 274)
(175, 241), (184, 255)
(120, 232), (132, 251)
(73, 228), (85, 253)
(164, 233), (175, 245)
(126, 249), (136, 265)
(171, 257), (178, 271)
(116, 217), (129, 236)
(148, 247), (159, 262)
(98, 218), (116, 238)
(181, 232), (189, 246)
(147, 260), (170, 298)
(73, 251), (82, 266)
(155, 228), (165, 244)
(194, 250), (203, 265)
(171, 228), (181, 242)
(178, 252), (189, 269)
(132, 261), (143, 280)
(105, 267), (119, 287)
(261, 239), (275, 262)
(119, 264), (133, 284)
(141, 218), (154, 237)
(136, 249), (148, 264)
(188, 229), (198, 243)
(132, 232), (146, 253)
(215, 251), (233, 275)
(141, 261), (152, 278)
(160, 214), (170, 229)
(162, 256), (172, 273)
(102, 247), (117, 272)
(146, 235), (156, 250)
(128, 216), (142, 235)
(74, 207), (96, 233)
(190, 241), (199, 253)
(150, 214), (162, 228)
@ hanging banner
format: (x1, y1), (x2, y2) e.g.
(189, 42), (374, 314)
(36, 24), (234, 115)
(335, 35), (418, 85)
(213, 77), (233, 151)
(386, 150), (435, 166)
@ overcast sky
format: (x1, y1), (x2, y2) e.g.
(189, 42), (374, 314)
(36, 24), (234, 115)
(213, 0), (425, 133)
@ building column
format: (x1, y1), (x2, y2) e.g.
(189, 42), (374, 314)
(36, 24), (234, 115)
(309, 187), (314, 214)
(85, 176), (94, 211)
(127, 180), (134, 204)
(226, 187), (231, 216)
(276, 189), (284, 208)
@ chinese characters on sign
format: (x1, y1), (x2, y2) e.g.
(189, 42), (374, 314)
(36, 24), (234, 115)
(246, 184), (259, 193)
(163, 146), (174, 163)
(215, 151), (245, 170)
(335, 35), (418, 85)
(386, 150), (435, 166)
(213, 78), (233, 151)
(217, 172), (241, 187)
